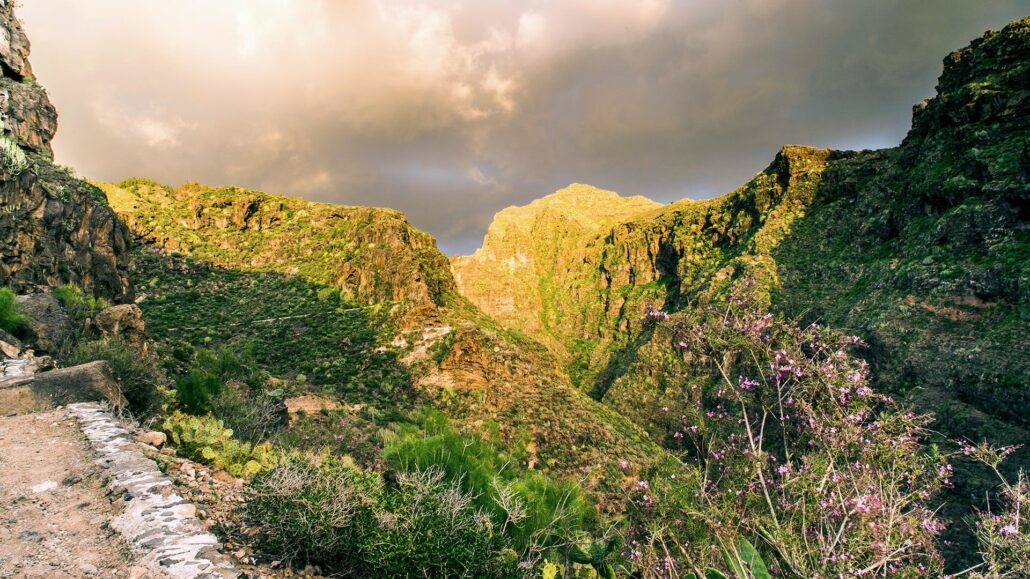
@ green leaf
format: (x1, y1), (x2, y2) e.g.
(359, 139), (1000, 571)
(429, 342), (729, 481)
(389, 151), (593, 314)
(704, 569), (728, 579)
(242, 460), (263, 477)
(737, 539), (770, 579)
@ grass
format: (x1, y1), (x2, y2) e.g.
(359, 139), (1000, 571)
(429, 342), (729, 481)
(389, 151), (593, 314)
(0, 287), (27, 334)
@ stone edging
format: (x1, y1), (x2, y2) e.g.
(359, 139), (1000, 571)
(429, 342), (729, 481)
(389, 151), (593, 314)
(68, 403), (239, 578)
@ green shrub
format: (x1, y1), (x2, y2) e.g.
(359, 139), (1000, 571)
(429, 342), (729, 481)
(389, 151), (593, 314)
(0, 287), (26, 334)
(176, 345), (263, 414)
(244, 454), (382, 571)
(69, 337), (166, 415)
(209, 386), (285, 445)
(383, 410), (599, 568)
(176, 370), (223, 414)
(243, 454), (518, 578)
(52, 284), (107, 324)
(162, 411), (278, 477)
(0, 136), (28, 176)
(360, 468), (511, 578)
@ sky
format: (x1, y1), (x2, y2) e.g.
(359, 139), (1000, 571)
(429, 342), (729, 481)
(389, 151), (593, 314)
(18, 1), (1029, 255)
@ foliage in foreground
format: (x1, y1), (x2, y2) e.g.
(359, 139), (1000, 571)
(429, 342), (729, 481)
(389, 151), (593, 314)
(623, 287), (950, 578)
(241, 414), (611, 578)
(962, 442), (1030, 578)
(383, 410), (604, 569)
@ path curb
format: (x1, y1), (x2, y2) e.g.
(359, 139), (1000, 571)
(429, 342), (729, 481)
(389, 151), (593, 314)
(69, 403), (239, 578)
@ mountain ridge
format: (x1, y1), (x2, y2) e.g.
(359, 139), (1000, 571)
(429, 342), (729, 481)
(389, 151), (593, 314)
(451, 17), (1029, 568)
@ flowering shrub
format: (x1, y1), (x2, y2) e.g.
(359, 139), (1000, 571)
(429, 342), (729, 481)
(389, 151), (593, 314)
(622, 287), (949, 577)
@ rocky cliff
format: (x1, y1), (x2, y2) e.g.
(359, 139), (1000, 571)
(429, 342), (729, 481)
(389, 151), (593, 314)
(0, 0), (132, 302)
(454, 17), (1030, 565)
(452, 183), (659, 351)
(454, 146), (837, 389)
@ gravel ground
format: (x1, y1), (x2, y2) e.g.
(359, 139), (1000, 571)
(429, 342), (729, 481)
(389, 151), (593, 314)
(0, 409), (138, 578)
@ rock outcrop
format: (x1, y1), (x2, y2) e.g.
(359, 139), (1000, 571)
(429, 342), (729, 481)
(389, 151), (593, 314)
(0, 1), (132, 302)
(0, 360), (126, 414)
(452, 183), (659, 351)
(93, 303), (150, 354)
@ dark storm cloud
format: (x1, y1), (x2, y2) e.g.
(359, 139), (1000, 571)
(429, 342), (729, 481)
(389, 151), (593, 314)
(18, 0), (1028, 254)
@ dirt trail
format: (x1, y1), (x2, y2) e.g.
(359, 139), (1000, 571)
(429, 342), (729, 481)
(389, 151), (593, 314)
(0, 409), (133, 578)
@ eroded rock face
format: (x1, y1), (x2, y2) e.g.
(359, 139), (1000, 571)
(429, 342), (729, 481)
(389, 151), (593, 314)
(0, 1), (132, 302)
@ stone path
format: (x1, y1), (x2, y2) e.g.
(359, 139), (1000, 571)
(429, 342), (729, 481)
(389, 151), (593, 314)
(69, 403), (239, 578)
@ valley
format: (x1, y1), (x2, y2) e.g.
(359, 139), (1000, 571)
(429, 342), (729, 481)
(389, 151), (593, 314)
(0, 3), (1027, 577)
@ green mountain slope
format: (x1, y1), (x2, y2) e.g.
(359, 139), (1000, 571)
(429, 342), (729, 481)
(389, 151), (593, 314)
(99, 178), (668, 505)
(452, 183), (660, 351)
(453, 16), (1030, 568)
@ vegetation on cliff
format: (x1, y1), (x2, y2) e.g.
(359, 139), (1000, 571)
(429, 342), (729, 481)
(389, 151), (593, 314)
(0, 3), (132, 302)
(453, 15), (1030, 574)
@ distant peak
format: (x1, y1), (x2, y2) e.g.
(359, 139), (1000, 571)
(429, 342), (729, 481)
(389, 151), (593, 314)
(551, 183), (614, 197)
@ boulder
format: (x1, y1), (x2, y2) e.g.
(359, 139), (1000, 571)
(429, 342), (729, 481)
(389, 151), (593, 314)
(135, 431), (167, 447)
(284, 394), (342, 422)
(0, 328), (22, 358)
(0, 360), (127, 412)
(15, 294), (72, 354)
(94, 304), (149, 353)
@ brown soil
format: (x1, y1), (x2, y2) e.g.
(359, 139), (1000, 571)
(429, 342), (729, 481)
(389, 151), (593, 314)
(0, 409), (135, 578)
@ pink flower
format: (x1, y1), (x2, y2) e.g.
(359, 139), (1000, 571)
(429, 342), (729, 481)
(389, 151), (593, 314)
(738, 377), (760, 391)
(1000, 524), (1018, 536)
